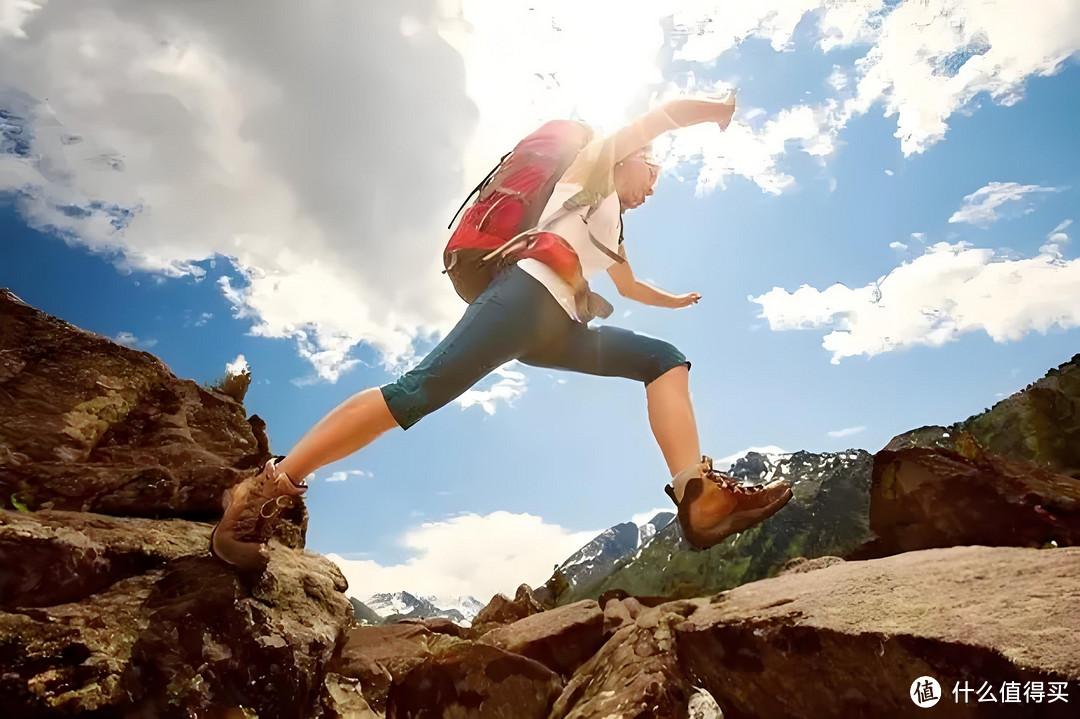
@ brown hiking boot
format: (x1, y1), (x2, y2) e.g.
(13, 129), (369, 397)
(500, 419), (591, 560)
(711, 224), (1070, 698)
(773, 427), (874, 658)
(664, 455), (792, 550)
(210, 456), (307, 575)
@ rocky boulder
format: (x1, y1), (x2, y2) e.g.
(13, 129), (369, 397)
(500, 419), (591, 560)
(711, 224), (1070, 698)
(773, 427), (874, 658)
(125, 549), (351, 717)
(856, 427), (1080, 558)
(548, 605), (699, 719)
(0, 529), (352, 717)
(0, 288), (272, 518)
(328, 545), (1079, 718)
(476, 599), (604, 676)
(0, 509), (209, 608)
(853, 355), (1080, 558)
(469, 583), (548, 637)
(676, 544), (1080, 718)
(0, 291), (352, 717)
(328, 621), (563, 717)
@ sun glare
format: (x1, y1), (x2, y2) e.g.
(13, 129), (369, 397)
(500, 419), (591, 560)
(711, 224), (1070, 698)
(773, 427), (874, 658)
(442, 0), (666, 135)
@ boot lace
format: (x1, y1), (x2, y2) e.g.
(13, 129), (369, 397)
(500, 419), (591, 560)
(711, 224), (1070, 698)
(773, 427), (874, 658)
(700, 456), (769, 495)
(253, 457), (300, 519)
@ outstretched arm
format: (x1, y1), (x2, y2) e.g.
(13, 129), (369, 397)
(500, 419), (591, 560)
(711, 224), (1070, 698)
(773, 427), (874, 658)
(611, 93), (736, 163)
(606, 247), (701, 309)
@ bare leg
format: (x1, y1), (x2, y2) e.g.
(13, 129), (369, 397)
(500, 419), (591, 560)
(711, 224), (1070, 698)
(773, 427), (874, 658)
(647, 364), (743, 523)
(646, 364), (701, 489)
(275, 387), (400, 482)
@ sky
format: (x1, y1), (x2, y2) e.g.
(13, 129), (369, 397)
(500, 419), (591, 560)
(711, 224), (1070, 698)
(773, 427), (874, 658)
(1, 0), (1078, 604)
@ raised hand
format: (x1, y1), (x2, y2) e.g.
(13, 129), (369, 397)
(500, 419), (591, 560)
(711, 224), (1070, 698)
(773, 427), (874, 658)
(707, 90), (737, 131)
(670, 292), (702, 309)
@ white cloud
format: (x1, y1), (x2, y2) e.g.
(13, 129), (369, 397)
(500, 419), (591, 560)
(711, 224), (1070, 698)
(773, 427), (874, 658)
(948, 182), (1058, 225)
(890, 241), (907, 251)
(0, 0), (476, 380)
(630, 507), (673, 526)
(911, 232), (927, 243)
(649, 0), (1080, 190)
(838, 0), (1080, 155)
(661, 100), (842, 195)
(0, 0), (43, 39)
(327, 511), (599, 601)
(827, 66), (848, 92)
(111, 330), (156, 349)
(112, 332), (137, 347)
(751, 241), (1080, 363)
(455, 362), (528, 416)
(3, 0), (1078, 392)
(225, 353), (249, 378)
(827, 426), (866, 438)
(1043, 219), (1071, 255)
(884, 169), (894, 176)
(323, 469), (372, 483)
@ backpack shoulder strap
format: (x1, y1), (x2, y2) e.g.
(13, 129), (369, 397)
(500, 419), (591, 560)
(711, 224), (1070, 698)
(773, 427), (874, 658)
(447, 152), (511, 229)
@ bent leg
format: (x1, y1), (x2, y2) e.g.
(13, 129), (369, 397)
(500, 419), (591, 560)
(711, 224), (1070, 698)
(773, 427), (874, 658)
(519, 322), (698, 476)
(280, 268), (547, 481)
(276, 388), (398, 482)
(645, 364), (701, 477)
(380, 268), (549, 430)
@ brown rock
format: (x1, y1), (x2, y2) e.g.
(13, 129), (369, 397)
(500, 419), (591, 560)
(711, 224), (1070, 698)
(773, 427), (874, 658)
(330, 623), (439, 713)
(320, 673), (381, 718)
(387, 641), (563, 719)
(0, 570), (158, 714)
(596, 587), (630, 609)
(0, 288), (273, 517)
(124, 548), (352, 718)
(0, 293), (349, 717)
(549, 604), (698, 719)
(0, 542), (353, 717)
(477, 599), (604, 676)
(469, 583), (546, 637)
(778, 555), (845, 575)
(856, 428), (1080, 558)
(394, 615), (465, 637)
(602, 597), (634, 636)
(332, 622), (566, 717)
(676, 545), (1080, 719)
(597, 588), (672, 610)
(0, 509), (209, 608)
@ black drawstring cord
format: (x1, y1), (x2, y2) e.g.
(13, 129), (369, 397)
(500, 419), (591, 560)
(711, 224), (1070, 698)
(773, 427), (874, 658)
(447, 152), (511, 229)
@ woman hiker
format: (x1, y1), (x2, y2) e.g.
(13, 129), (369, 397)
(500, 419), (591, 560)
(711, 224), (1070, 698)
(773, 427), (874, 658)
(210, 94), (793, 574)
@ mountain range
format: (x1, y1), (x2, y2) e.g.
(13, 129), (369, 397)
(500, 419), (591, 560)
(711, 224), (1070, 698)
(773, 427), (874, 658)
(352, 591), (486, 626)
(349, 511), (678, 625)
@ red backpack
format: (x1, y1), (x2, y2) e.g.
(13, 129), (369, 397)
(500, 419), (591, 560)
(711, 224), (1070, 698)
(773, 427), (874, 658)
(442, 120), (595, 303)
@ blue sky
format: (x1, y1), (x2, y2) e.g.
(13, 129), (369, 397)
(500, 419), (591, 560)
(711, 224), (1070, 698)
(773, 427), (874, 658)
(1, 1), (1078, 601)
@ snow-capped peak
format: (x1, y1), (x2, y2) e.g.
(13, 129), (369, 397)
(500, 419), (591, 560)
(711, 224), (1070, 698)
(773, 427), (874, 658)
(421, 595), (485, 622)
(364, 591), (485, 623)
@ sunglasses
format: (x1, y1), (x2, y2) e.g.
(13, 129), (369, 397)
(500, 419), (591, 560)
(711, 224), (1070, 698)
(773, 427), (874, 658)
(620, 158), (661, 184)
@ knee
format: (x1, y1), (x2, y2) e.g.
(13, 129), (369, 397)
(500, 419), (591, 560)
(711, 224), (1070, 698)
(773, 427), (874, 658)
(641, 341), (690, 386)
(379, 371), (445, 430)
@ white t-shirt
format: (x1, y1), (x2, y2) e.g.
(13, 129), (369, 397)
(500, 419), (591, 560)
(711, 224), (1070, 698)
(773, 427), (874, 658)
(517, 140), (623, 322)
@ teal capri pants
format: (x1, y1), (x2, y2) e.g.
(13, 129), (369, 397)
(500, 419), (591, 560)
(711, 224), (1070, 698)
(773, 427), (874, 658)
(380, 265), (691, 430)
